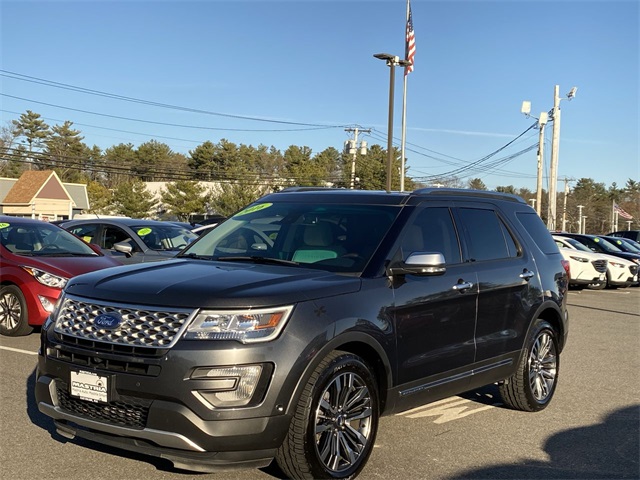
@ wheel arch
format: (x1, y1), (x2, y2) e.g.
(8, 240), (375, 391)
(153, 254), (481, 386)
(285, 331), (393, 416)
(528, 300), (567, 354)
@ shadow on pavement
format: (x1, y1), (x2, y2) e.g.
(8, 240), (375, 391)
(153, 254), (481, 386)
(447, 404), (640, 479)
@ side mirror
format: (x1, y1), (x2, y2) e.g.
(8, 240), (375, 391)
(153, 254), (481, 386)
(388, 252), (447, 276)
(113, 241), (133, 258)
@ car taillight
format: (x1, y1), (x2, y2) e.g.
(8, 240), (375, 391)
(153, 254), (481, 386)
(561, 259), (571, 277)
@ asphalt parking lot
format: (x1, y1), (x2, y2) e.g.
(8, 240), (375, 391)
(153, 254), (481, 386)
(1, 287), (638, 480)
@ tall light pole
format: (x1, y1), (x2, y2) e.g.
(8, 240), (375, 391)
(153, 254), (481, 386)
(374, 53), (411, 192)
(548, 85), (577, 230)
(577, 204), (584, 234)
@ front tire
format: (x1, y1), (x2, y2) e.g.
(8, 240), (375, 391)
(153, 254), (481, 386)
(0, 285), (33, 336)
(499, 319), (559, 412)
(276, 351), (379, 480)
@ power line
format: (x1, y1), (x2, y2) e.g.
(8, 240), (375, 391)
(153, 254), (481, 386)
(0, 94), (341, 133)
(0, 70), (346, 128)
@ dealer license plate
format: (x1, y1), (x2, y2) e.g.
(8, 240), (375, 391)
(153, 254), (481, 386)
(70, 370), (109, 403)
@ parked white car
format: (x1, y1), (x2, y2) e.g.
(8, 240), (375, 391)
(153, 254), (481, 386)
(553, 235), (636, 289)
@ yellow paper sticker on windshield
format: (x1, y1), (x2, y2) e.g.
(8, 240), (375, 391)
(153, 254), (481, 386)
(137, 227), (152, 236)
(594, 237), (600, 242)
(0, 223), (9, 229)
(235, 203), (272, 217)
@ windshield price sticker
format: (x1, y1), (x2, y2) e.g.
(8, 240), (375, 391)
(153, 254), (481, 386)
(70, 370), (109, 403)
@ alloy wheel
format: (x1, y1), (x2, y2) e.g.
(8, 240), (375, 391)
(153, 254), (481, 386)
(314, 371), (374, 474)
(528, 331), (557, 402)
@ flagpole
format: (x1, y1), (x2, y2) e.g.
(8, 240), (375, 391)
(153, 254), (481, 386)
(400, 0), (410, 192)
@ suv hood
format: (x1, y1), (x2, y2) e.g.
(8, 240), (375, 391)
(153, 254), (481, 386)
(64, 258), (362, 308)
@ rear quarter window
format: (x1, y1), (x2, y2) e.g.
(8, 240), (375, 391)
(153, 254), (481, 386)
(516, 212), (558, 254)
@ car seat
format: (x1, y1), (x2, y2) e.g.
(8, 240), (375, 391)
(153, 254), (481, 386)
(292, 223), (346, 263)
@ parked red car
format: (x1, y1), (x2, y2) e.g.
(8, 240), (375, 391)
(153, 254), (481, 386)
(0, 215), (122, 336)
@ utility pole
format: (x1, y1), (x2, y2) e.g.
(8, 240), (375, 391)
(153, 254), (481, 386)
(536, 113), (548, 217)
(344, 127), (370, 189)
(561, 177), (574, 232)
(548, 85), (577, 230)
(548, 86), (561, 231)
(520, 102), (547, 217)
(523, 85), (576, 227)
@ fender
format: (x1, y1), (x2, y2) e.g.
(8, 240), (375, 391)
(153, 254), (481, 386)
(284, 329), (394, 416)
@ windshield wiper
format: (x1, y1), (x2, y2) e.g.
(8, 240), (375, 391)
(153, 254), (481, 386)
(180, 253), (214, 260)
(216, 256), (299, 266)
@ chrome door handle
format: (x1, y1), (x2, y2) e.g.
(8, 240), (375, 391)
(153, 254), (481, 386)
(520, 270), (535, 281)
(452, 281), (474, 292)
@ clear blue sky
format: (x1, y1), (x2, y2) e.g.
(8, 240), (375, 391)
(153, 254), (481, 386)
(1, 0), (638, 191)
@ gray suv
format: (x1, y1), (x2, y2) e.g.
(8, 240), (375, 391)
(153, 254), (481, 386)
(36, 188), (569, 479)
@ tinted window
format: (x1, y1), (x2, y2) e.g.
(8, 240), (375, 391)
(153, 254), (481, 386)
(103, 226), (132, 250)
(68, 224), (99, 245)
(400, 207), (462, 264)
(516, 212), (558, 255)
(459, 208), (517, 261)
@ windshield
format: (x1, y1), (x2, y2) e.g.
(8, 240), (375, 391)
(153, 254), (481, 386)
(180, 201), (400, 273)
(564, 237), (592, 252)
(0, 221), (99, 256)
(591, 236), (623, 253)
(609, 237), (640, 253)
(133, 224), (198, 251)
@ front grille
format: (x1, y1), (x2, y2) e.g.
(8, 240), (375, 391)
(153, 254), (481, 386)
(48, 344), (161, 376)
(591, 259), (607, 273)
(54, 295), (194, 348)
(56, 382), (151, 429)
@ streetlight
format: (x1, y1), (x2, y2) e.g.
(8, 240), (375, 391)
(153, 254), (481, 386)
(374, 53), (412, 192)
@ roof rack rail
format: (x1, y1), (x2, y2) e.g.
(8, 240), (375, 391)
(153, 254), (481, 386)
(412, 188), (525, 203)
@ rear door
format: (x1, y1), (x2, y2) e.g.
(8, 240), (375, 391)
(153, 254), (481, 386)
(455, 203), (539, 366)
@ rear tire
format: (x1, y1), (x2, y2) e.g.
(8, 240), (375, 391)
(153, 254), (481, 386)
(499, 319), (559, 412)
(276, 351), (379, 480)
(0, 285), (33, 336)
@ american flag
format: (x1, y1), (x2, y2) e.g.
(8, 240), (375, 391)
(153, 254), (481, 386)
(405, 3), (416, 75)
(614, 203), (633, 220)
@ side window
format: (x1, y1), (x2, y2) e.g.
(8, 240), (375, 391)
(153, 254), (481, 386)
(516, 212), (558, 254)
(459, 208), (518, 261)
(68, 224), (99, 245)
(103, 226), (132, 250)
(400, 207), (462, 264)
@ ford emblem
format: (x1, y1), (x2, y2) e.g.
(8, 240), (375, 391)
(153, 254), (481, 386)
(94, 313), (122, 330)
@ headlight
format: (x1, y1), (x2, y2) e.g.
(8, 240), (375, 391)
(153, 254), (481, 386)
(21, 267), (68, 289)
(610, 261), (625, 268)
(569, 256), (589, 263)
(185, 306), (294, 343)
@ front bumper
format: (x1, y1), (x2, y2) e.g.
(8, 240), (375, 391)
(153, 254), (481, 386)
(34, 329), (300, 472)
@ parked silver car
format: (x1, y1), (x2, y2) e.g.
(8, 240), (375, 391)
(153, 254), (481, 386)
(60, 218), (198, 264)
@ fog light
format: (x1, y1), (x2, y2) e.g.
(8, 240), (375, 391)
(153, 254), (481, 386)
(38, 295), (56, 313)
(191, 365), (262, 408)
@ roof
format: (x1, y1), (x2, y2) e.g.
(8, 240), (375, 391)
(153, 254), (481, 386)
(1, 170), (73, 205)
(0, 172), (89, 209)
(61, 218), (181, 228)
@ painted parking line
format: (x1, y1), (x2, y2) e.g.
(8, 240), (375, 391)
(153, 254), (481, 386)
(0, 345), (38, 356)
(396, 396), (502, 424)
